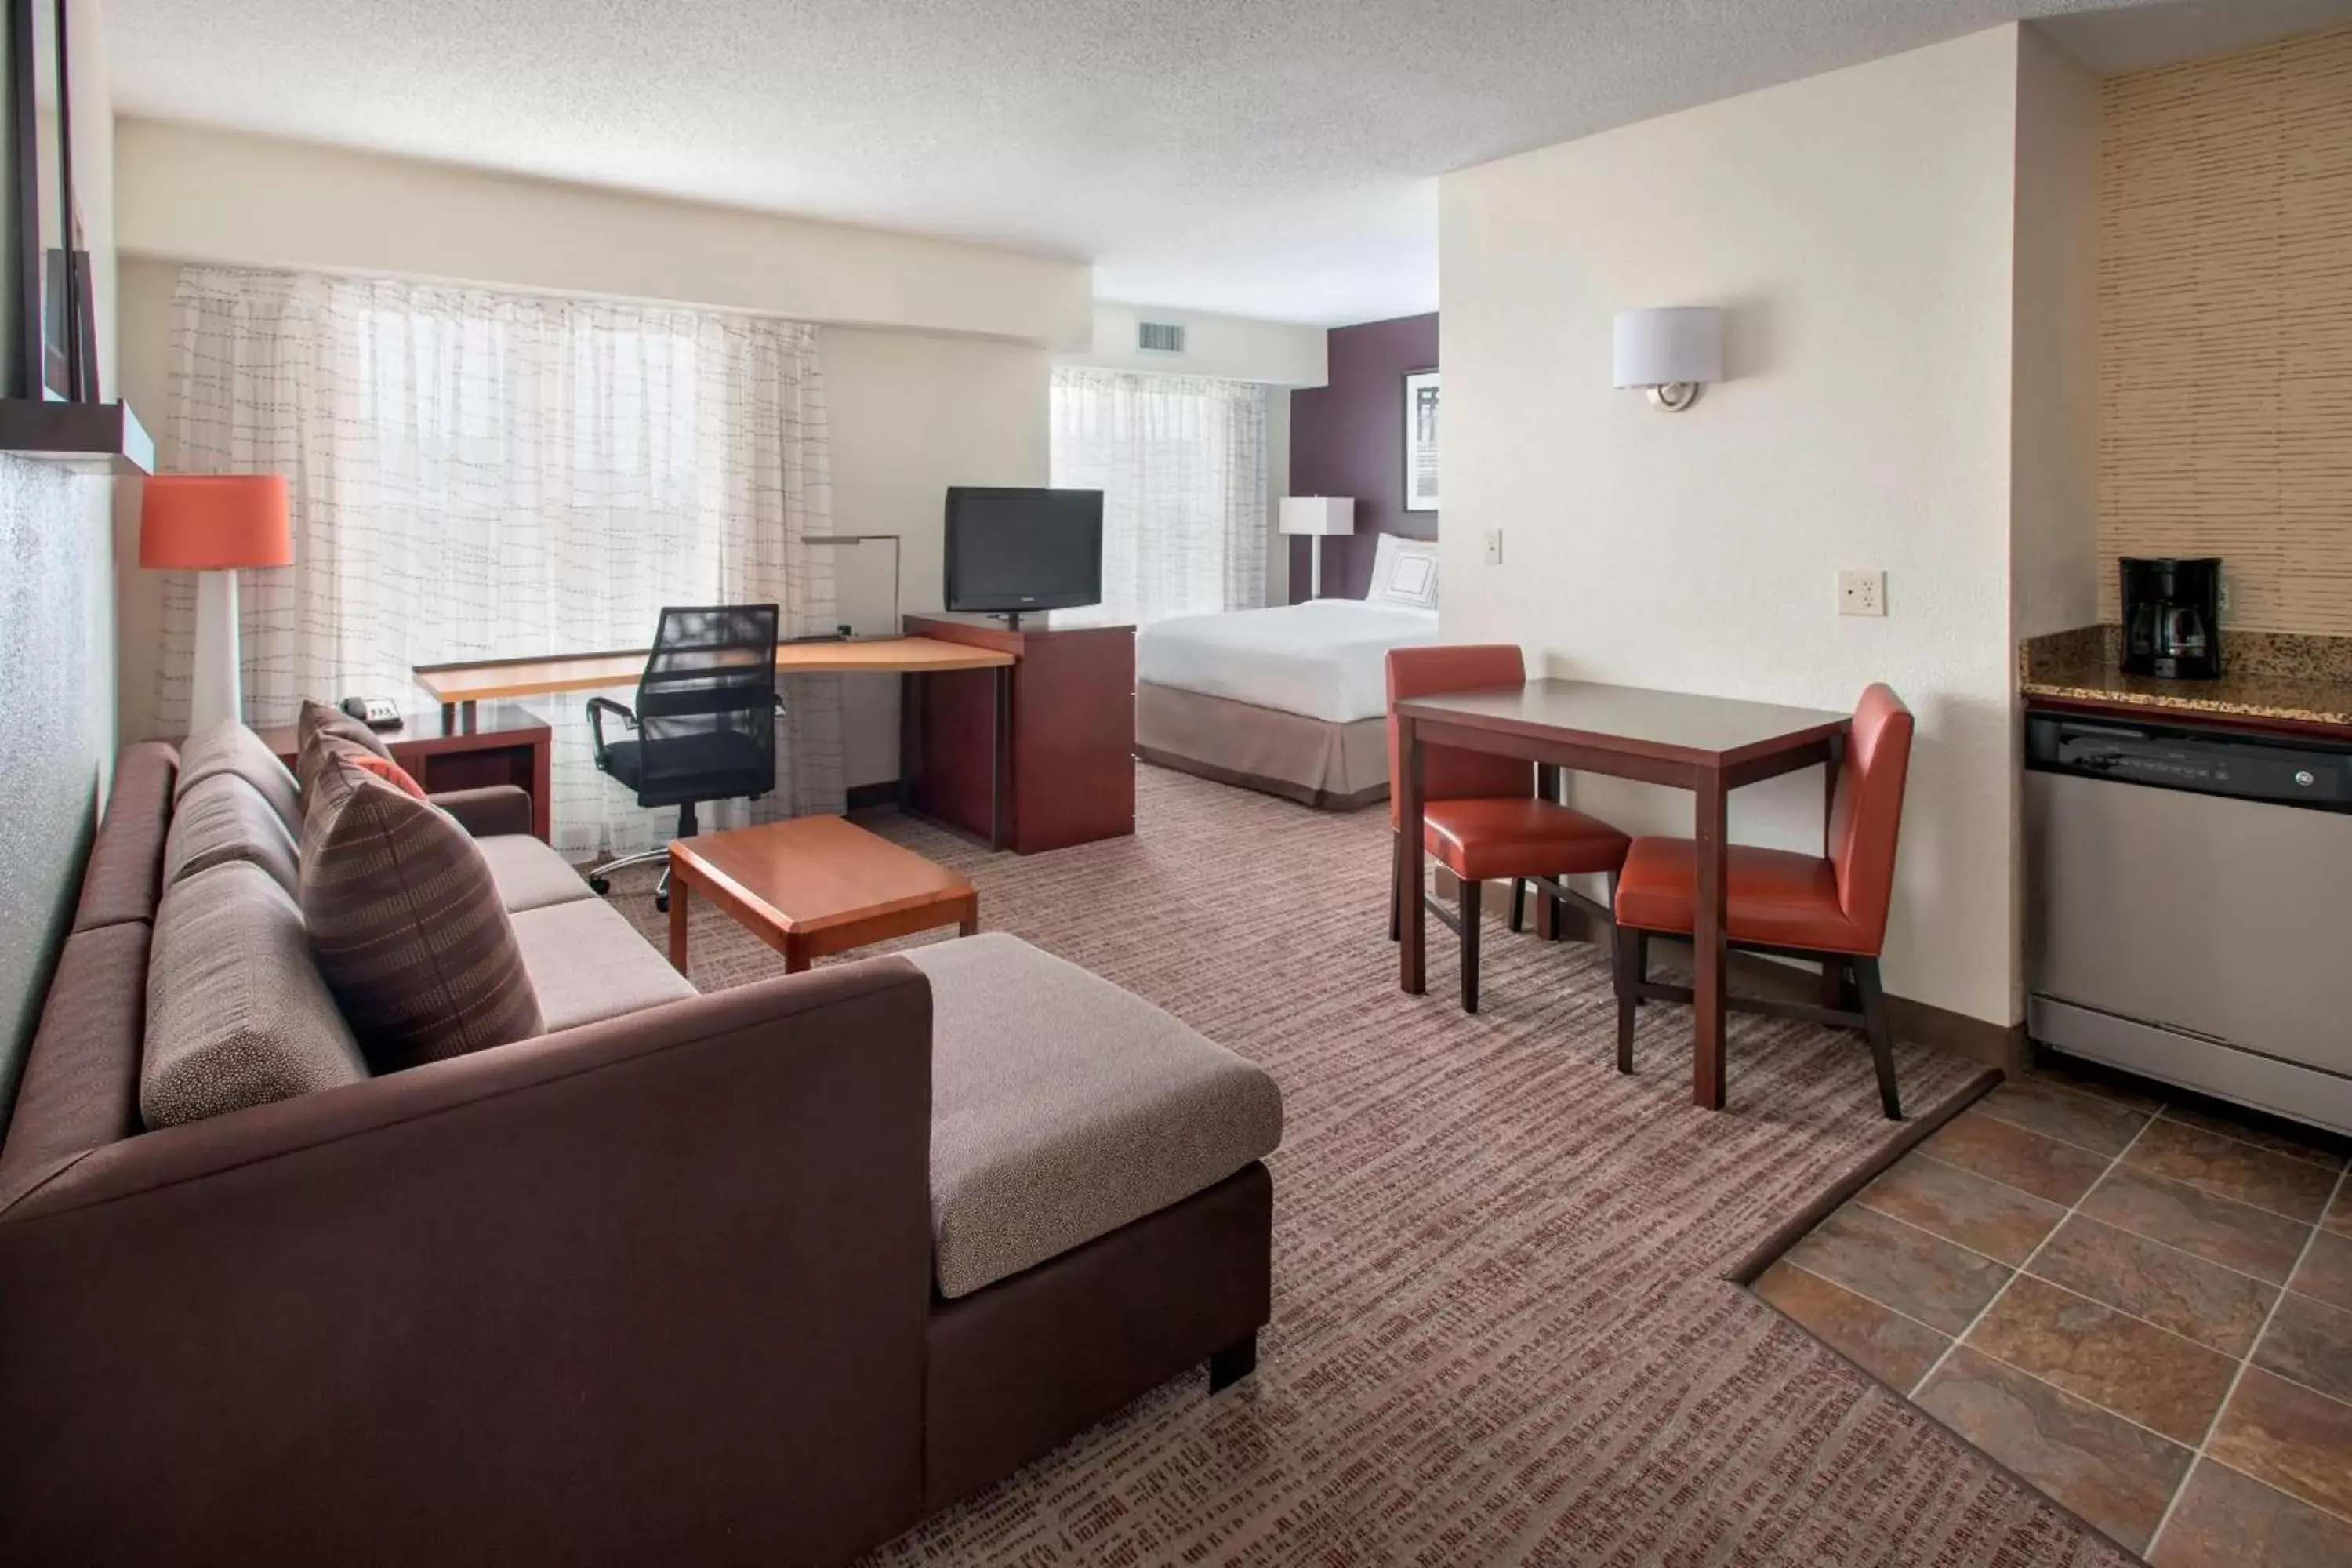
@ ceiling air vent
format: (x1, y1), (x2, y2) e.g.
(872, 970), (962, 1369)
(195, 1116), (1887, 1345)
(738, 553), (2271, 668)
(1136, 321), (1187, 354)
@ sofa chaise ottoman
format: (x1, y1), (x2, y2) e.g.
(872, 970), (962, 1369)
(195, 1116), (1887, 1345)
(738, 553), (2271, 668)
(0, 728), (1283, 1566)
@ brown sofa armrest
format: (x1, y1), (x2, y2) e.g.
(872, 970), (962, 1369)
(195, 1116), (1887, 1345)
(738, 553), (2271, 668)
(0, 957), (935, 1568)
(429, 782), (534, 837)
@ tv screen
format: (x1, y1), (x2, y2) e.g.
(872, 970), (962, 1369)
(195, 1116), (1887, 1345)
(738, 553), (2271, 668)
(943, 487), (1104, 615)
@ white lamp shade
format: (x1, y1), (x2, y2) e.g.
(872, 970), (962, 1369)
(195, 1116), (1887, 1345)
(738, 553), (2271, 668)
(1612, 307), (1726, 388)
(1279, 496), (1356, 536)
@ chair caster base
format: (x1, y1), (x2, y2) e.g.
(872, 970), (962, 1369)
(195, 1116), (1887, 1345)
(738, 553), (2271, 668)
(588, 875), (611, 895)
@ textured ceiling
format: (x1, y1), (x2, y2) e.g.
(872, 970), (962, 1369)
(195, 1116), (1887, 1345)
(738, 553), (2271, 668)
(103, 0), (2352, 325)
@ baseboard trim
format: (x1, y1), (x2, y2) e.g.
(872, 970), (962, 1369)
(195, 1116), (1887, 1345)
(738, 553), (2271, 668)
(1503, 889), (2024, 1078)
(1888, 995), (2027, 1078)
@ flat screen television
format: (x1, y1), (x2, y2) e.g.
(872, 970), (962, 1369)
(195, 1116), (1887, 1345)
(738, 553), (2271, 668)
(942, 487), (1104, 621)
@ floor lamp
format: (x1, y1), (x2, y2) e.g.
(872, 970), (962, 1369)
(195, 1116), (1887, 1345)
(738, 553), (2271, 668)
(140, 475), (292, 731)
(1279, 496), (1354, 600)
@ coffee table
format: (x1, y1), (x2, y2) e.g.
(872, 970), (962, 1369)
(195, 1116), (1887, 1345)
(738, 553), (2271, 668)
(666, 815), (978, 975)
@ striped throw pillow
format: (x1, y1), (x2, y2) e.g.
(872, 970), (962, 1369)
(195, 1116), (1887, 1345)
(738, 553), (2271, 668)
(297, 699), (394, 761)
(300, 752), (544, 1073)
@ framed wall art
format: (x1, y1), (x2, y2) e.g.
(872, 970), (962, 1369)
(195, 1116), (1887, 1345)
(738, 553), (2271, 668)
(1402, 368), (1439, 513)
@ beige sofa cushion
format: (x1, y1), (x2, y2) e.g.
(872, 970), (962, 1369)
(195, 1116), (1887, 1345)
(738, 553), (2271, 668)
(143, 860), (368, 1130)
(301, 754), (544, 1073)
(175, 720), (302, 837)
(904, 933), (1284, 1299)
(162, 772), (301, 896)
(477, 834), (598, 914)
(509, 898), (699, 1033)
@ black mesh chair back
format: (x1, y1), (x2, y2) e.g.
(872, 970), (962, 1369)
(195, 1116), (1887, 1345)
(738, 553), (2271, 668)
(630, 604), (781, 808)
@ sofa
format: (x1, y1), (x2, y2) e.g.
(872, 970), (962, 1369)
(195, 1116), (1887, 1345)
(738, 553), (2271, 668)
(0, 731), (1282, 1566)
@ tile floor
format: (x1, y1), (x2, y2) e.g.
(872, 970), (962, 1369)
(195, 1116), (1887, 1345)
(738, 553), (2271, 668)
(1754, 1061), (2352, 1563)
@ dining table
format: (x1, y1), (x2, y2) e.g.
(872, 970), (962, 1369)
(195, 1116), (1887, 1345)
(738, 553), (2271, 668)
(1392, 678), (1853, 1110)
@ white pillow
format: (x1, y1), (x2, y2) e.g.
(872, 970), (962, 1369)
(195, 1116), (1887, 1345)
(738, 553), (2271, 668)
(1367, 535), (1440, 610)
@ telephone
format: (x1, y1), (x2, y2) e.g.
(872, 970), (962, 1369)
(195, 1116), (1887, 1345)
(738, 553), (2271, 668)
(340, 696), (405, 732)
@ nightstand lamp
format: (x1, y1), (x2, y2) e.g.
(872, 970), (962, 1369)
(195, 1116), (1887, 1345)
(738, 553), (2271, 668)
(1279, 495), (1355, 599)
(140, 474), (292, 731)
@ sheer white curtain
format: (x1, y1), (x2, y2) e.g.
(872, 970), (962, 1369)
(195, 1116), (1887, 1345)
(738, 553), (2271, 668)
(157, 266), (844, 859)
(1047, 368), (1269, 627)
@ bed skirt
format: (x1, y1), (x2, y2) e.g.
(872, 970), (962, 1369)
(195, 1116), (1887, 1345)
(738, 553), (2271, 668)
(1135, 681), (1388, 811)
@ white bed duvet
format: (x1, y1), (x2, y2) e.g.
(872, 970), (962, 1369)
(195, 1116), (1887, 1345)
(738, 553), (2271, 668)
(1136, 599), (1440, 724)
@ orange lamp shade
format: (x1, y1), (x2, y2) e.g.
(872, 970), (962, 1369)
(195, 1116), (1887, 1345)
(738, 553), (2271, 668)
(139, 474), (293, 571)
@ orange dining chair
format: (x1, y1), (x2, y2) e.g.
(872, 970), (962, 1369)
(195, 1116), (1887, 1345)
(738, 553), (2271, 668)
(1387, 645), (1632, 1014)
(1610, 684), (1915, 1117)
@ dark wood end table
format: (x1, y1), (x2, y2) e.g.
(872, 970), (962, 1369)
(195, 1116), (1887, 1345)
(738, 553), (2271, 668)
(260, 702), (554, 841)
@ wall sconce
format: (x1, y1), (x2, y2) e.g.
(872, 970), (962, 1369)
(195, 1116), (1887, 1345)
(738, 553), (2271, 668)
(1613, 307), (1726, 412)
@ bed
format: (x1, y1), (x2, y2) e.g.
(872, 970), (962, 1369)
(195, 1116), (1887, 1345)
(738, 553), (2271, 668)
(1134, 536), (1440, 809)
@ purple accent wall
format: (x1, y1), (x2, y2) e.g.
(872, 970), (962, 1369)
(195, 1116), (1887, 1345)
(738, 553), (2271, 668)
(1287, 312), (1438, 603)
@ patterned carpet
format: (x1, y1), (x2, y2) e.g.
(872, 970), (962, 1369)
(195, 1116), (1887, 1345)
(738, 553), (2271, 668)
(610, 764), (2127, 1566)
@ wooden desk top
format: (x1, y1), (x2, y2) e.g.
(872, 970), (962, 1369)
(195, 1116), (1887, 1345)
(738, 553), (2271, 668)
(413, 635), (1014, 705)
(669, 815), (974, 936)
(1396, 679), (1849, 766)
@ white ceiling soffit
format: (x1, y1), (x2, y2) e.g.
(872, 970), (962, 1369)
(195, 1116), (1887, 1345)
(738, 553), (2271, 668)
(106, 0), (2352, 327)
(2034, 0), (2352, 72)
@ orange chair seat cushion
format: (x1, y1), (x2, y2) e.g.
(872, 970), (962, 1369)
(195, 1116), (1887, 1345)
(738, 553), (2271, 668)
(1420, 798), (1632, 883)
(1612, 836), (1873, 955)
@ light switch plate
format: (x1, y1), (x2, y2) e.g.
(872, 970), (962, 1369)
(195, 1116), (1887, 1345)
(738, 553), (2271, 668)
(1838, 568), (1886, 617)
(1483, 528), (1504, 566)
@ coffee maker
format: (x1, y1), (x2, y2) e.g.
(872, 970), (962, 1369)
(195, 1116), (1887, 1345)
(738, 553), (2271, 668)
(2121, 557), (2222, 680)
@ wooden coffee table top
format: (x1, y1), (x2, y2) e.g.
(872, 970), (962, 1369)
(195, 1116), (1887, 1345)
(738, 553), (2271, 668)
(667, 815), (973, 936)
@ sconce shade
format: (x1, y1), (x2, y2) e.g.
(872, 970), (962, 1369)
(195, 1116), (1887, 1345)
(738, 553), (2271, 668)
(1279, 496), (1356, 537)
(1612, 307), (1726, 389)
(140, 475), (293, 570)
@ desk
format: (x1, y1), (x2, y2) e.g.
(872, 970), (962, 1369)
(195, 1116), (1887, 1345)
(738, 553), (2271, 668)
(902, 615), (1136, 854)
(411, 637), (1019, 848)
(412, 636), (1013, 727)
(260, 702), (554, 842)
(1392, 680), (1849, 1110)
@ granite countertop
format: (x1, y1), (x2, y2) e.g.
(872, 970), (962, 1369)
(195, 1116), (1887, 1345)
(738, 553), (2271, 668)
(2020, 626), (2352, 731)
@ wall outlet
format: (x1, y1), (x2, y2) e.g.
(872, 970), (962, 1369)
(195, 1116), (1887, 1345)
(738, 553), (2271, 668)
(1483, 528), (1504, 566)
(2218, 574), (2235, 622)
(1838, 568), (1887, 617)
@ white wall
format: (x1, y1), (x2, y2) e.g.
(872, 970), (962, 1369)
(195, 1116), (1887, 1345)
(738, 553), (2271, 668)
(2008, 26), (2103, 1013)
(115, 120), (1091, 347)
(1440, 27), (2025, 1024)
(1062, 302), (1328, 387)
(114, 256), (173, 742)
(110, 127), (1073, 785)
(824, 328), (1051, 785)
(2011, 25), (2103, 646)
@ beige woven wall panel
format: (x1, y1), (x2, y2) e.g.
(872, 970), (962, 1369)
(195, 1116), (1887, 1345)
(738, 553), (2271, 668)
(2099, 25), (2352, 634)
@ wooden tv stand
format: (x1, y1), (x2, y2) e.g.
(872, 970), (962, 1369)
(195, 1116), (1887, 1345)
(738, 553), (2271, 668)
(901, 614), (1134, 854)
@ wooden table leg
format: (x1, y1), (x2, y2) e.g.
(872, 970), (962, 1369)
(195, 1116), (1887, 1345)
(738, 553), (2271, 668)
(1534, 764), (1559, 939)
(1398, 715), (1426, 996)
(530, 734), (554, 844)
(958, 892), (979, 938)
(668, 873), (690, 975)
(785, 935), (811, 974)
(1693, 770), (1729, 1109)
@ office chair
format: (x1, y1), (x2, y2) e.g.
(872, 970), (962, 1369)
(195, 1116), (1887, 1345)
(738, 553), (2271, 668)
(586, 604), (785, 913)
